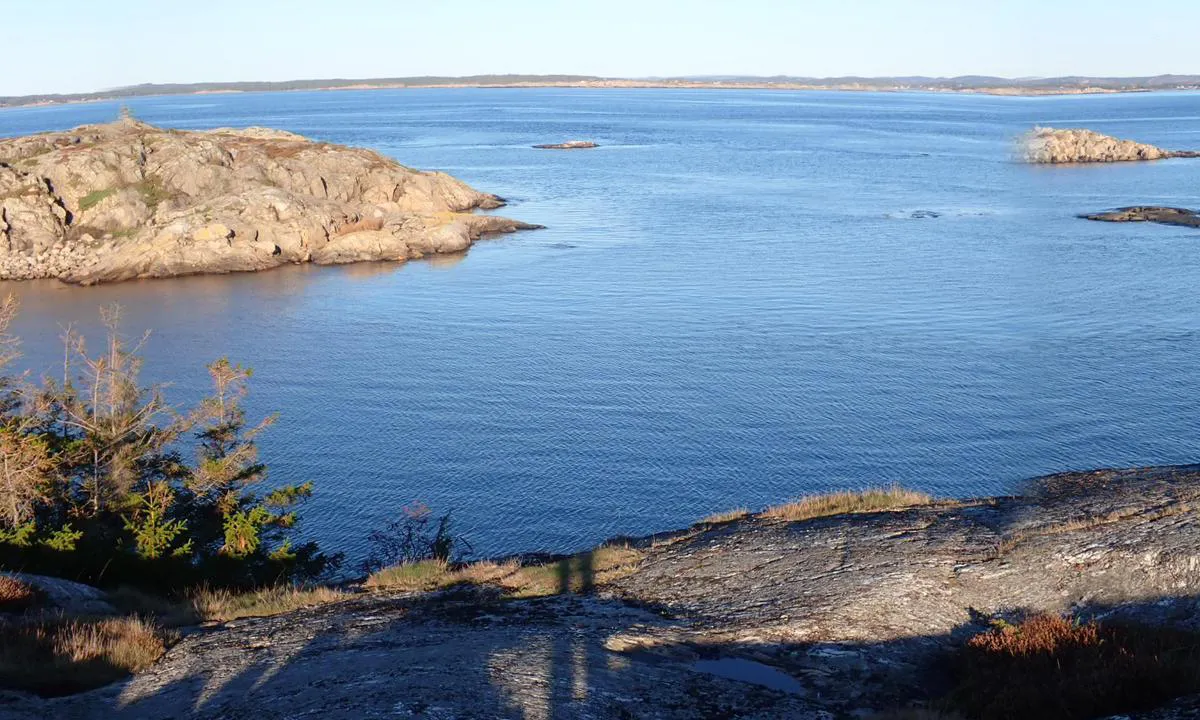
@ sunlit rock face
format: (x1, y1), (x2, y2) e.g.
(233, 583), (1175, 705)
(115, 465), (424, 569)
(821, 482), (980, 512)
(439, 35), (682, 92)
(0, 119), (538, 284)
(1021, 126), (1200, 164)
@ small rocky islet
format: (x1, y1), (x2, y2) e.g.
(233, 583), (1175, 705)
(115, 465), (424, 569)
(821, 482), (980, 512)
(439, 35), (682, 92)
(1021, 126), (1200, 164)
(1022, 128), (1200, 230)
(0, 119), (540, 285)
(533, 140), (599, 149)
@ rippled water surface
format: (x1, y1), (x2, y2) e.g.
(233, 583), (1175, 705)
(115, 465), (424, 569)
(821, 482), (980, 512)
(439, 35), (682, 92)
(2, 89), (1200, 558)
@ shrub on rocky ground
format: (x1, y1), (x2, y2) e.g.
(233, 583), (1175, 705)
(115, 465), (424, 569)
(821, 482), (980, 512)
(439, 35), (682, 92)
(0, 299), (337, 593)
(949, 613), (1200, 720)
(0, 574), (42, 613)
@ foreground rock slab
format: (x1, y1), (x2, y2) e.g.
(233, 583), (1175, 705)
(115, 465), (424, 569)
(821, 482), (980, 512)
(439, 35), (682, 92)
(8, 465), (1200, 718)
(1082, 206), (1200, 229)
(1022, 126), (1200, 163)
(0, 120), (539, 284)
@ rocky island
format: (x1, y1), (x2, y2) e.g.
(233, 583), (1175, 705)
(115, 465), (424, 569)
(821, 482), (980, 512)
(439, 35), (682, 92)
(533, 140), (599, 149)
(8, 466), (1200, 719)
(1082, 206), (1200, 229)
(0, 119), (539, 284)
(1021, 126), (1200, 164)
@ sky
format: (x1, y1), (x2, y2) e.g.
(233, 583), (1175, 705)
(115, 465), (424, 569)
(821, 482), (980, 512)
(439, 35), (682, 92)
(1, 0), (1195, 96)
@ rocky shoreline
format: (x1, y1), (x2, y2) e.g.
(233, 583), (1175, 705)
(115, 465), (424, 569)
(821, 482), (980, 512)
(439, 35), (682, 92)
(0, 120), (539, 285)
(8, 465), (1200, 718)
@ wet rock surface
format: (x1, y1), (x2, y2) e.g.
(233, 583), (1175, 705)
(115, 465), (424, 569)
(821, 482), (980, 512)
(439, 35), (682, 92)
(1081, 206), (1200, 229)
(6, 466), (1200, 718)
(0, 119), (539, 284)
(1022, 127), (1200, 164)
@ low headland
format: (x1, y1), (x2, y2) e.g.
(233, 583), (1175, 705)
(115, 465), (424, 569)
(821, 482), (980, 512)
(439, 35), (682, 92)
(1, 301), (1200, 719)
(0, 119), (539, 284)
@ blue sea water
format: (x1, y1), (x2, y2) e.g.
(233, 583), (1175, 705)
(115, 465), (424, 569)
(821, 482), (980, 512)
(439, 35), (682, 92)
(2, 88), (1200, 559)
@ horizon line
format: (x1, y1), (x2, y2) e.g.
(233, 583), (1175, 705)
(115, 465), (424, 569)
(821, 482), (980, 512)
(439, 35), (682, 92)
(5, 73), (1200, 107)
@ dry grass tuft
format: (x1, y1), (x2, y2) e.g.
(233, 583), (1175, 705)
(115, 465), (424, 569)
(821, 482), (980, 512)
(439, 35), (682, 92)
(366, 546), (644, 599)
(365, 559), (453, 592)
(332, 215), (385, 236)
(108, 584), (349, 625)
(78, 187), (117, 211)
(502, 545), (644, 598)
(365, 559), (524, 593)
(189, 585), (348, 623)
(950, 613), (1200, 720)
(261, 141), (312, 160)
(696, 508), (751, 526)
(450, 559), (521, 585)
(761, 486), (933, 522)
(0, 616), (169, 697)
(0, 575), (43, 613)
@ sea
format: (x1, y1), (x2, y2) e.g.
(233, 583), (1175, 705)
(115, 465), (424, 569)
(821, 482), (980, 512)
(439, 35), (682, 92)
(2, 88), (1199, 559)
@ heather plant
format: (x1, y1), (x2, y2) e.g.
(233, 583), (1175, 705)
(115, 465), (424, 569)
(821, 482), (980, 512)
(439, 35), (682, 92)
(949, 613), (1200, 720)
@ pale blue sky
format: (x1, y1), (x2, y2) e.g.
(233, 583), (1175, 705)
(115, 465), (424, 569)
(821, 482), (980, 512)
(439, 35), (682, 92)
(1, 0), (1194, 96)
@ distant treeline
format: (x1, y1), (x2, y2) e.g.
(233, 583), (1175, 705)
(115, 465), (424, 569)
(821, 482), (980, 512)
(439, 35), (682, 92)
(4, 73), (1200, 107)
(0, 75), (604, 107)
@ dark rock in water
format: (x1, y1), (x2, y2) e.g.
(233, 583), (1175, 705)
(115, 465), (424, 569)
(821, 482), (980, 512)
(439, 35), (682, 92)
(1081, 206), (1200, 229)
(909, 210), (941, 219)
(533, 140), (599, 149)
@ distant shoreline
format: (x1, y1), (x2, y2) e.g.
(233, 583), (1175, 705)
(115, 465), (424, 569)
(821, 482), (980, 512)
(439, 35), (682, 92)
(5, 75), (1200, 109)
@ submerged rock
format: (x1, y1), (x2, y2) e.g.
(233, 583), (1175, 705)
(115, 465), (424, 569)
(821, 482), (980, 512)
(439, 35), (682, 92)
(1081, 206), (1200, 228)
(0, 120), (540, 284)
(533, 140), (599, 149)
(1021, 126), (1200, 164)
